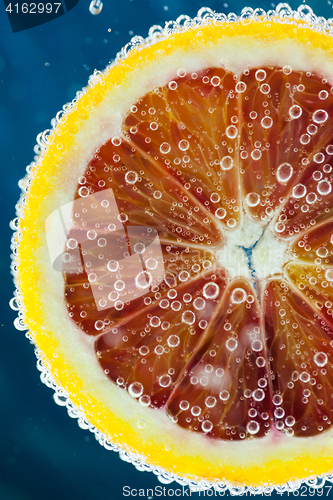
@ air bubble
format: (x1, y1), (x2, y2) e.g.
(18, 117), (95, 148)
(134, 242), (145, 254)
(255, 69), (266, 81)
(167, 335), (180, 348)
(275, 222), (285, 233)
(193, 297), (205, 310)
(253, 389), (265, 401)
(245, 192), (260, 207)
(316, 246), (328, 258)
(135, 271), (152, 289)
(289, 105), (302, 119)
(251, 149), (262, 160)
(182, 310), (196, 325)
(319, 90), (329, 100)
(67, 238), (78, 249)
(314, 153), (325, 164)
(191, 406), (201, 416)
(256, 357), (266, 368)
(178, 139), (189, 151)
(226, 338), (238, 351)
(260, 83), (270, 94)
(300, 134), (310, 145)
(168, 81), (178, 90)
(306, 192), (317, 204)
(114, 280), (125, 291)
(79, 186), (90, 197)
(274, 407), (285, 419)
(177, 68), (186, 78)
(150, 316), (161, 328)
(146, 257), (158, 270)
(159, 374), (172, 387)
(160, 142), (171, 154)
(179, 271), (190, 282)
(247, 420), (260, 435)
(276, 163), (293, 183)
(125, 171), (138, 184)
(211, 76), (221, 87)
(235, 81), (246, 93)
(111, 136), (122, 146)
(314, 352), (328, 367)
(273, 394), (283, 405)
(215, 207), (226, 219)
(317, 180), (331, 196)
(292, 184), (306, 198)
(251, 339), (263, 352)
(325, 269), (333, 281)
(201, 420), (213, 433)
(231, 287), (247, 303)
(97, 237), (107, 247)
(139, 346), (149, 356)
(139, 395), (150, 407)
(285, 416), (295, 427)
(220, 156), (233, 170)
(203, 282), (219, 299)
(226, 126), (238, 139)
(205, 396), (217, 408)
(227, 218), (236, 228)
(210, 193), (220, 203)
(155, 345), (164, 355)
(219, 390), (230, 401)
(299, 371), (310, 383)
(128, 382), (144, 398)
(261, 116), (273, 129)
(313, 109), (328, 124)
(179, 400), (189, 410)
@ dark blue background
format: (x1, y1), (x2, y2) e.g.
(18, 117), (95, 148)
(2, 0), (333, 499)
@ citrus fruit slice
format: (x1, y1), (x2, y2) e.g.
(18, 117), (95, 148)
(11, 3), (333, 492)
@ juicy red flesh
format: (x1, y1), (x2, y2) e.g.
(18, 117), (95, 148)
(64, 66), (333, 440)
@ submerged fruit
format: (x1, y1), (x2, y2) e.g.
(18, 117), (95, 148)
(11, 3), (333, 492)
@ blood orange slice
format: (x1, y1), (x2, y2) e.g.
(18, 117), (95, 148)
(11, 4), (333, 492)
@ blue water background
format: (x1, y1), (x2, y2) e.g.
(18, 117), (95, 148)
(2, 1), (333, 499)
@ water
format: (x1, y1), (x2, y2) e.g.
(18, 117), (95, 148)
(4, 0), (333, 499)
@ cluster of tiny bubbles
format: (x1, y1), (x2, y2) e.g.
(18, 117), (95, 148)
(112, 2), (333, 68)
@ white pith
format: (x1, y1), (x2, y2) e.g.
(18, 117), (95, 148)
(252, 226), (290, 280)
(13, 7), (333, 491)
(217, 212), (290, 281)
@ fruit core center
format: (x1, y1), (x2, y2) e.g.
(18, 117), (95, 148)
(216, 214), (289, 281)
